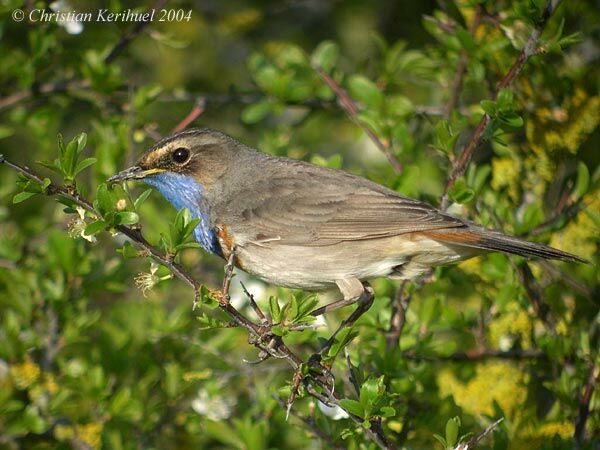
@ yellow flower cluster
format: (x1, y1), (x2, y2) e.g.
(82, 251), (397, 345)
(75, 423), (104, 450)
(550, 193), (599, 261)
(491, 156), (522, 202)
(437, 361), (529, 421)
(525, 89), (600, 178)
(457, 256), (483, 277)
(489, 305), (533, 350)
(9, 357), (40, 390)
(54, 422), (104, 449)
(517, 420), (575, 447)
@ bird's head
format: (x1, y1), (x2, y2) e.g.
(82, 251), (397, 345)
(108, 128), (238, 189)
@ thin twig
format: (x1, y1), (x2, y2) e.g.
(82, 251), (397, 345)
(0, 80), (90, 111)
(440, 0), (564, 209)
(240, 281), (269, 324)
(515, 262), (557, 334)
(444, 5), (483, 118)
(400, 348), (544, 361)
(345, 348), (361, 396)
(274, 396), (345, 450)
(386, 280), (411, 350)
(172, 98), (206, 133)
(104, 0), (169, 64)
(574, 362), (598, 448)
(527, 201), (584, 236)
(455, 417), (504, 449)
(537, 260), (592, 297)
(313, 65), (403, 173)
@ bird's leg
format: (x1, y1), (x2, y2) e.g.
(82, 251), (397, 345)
(221, 247), (237, 300)
(312, 280), (375, 362)
(310, 278), (367, 317)
(211, 246), (238, 305)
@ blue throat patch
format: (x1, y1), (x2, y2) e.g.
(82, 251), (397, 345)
(143, 173), (221, 256)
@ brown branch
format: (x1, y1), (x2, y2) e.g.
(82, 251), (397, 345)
(527, 201), (584, 237)
(444, 5), (483, 118)
(104, 0), (169, 64)
(537, 260), (592, 297)
(172, 98), (206, 133)
(574, 362), (598, 448)
(274, 397), (346, 450)
(455, 417), (504, 450)
(0, 153), (398, 450)
(0, 80), (90, 111)
(440, 0), (564, 209)
(386, 281), (411, 350)
(402, 348), (544, 361)
(515, 262), (556, 334)
(313, 65), (403, 173)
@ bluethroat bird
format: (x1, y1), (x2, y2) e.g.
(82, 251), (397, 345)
(108, 129), (586, 322)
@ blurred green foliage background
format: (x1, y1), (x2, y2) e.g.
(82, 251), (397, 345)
(0, 0), (598, 449)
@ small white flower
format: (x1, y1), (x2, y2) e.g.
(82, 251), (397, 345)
(49, 1), (84, 35)
(499, 335), (514, 352)
(317, 400), (349, 420)
(67, 207), (97, 243)
(134, 262), (171, 297)
(191, 388), (234, 421)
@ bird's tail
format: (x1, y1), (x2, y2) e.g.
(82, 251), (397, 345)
(423, 227), (589, 264)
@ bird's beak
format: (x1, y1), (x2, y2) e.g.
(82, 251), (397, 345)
(107, 166), (165, 183)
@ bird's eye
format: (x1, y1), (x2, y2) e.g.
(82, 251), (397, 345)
(172, 147), (190, 164)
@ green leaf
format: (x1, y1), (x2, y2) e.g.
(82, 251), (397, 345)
(76, 132), (87, 153)
(433, 120), (459, 154)
(41, 177), (52, 192)
(338, 399), (364, 418)
(115, 211), (139, 225)
(573, 162), (589, 200)
(12, 191), (35, 204)
(117, 241), (138, 258)
(380, 406), (396, 418)
(311, 40), (339, 73)
(37, 159), (63, 175)
(359, 376), (384, 417)
(347, 74), (383, 110)
(496, 88), (514, 110)
(134, 189), (153, 209)
(269, 296), (281, 323)
(174, 242), (202, 252)
(448, 177), (474, 204)
(62, 139), (79, 179)
(84, 220), (108, 236)
(241, 100), (272, 124)
(433, 434), (447, 449)
(327, 328), (358, 359)
(445, 416), (460, 448)
(74, 157), (96, 176)
(456, 28), (477, 54)
(480, 99), (496, 115)
(94, 183), (114, 215)
(498, 112), (523, 129)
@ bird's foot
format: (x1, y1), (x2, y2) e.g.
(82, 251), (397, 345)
(311, 283), (375, 361)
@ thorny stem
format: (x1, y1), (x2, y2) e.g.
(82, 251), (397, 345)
(574, 362), (598, 448)
(0, 155), (396, 450)
(440, 0), (564, 209)
(455, 418), (504, 450)
(103, 0), (169, 63)
(313, 65), (403, 174)
(274, 396), (346, 450)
